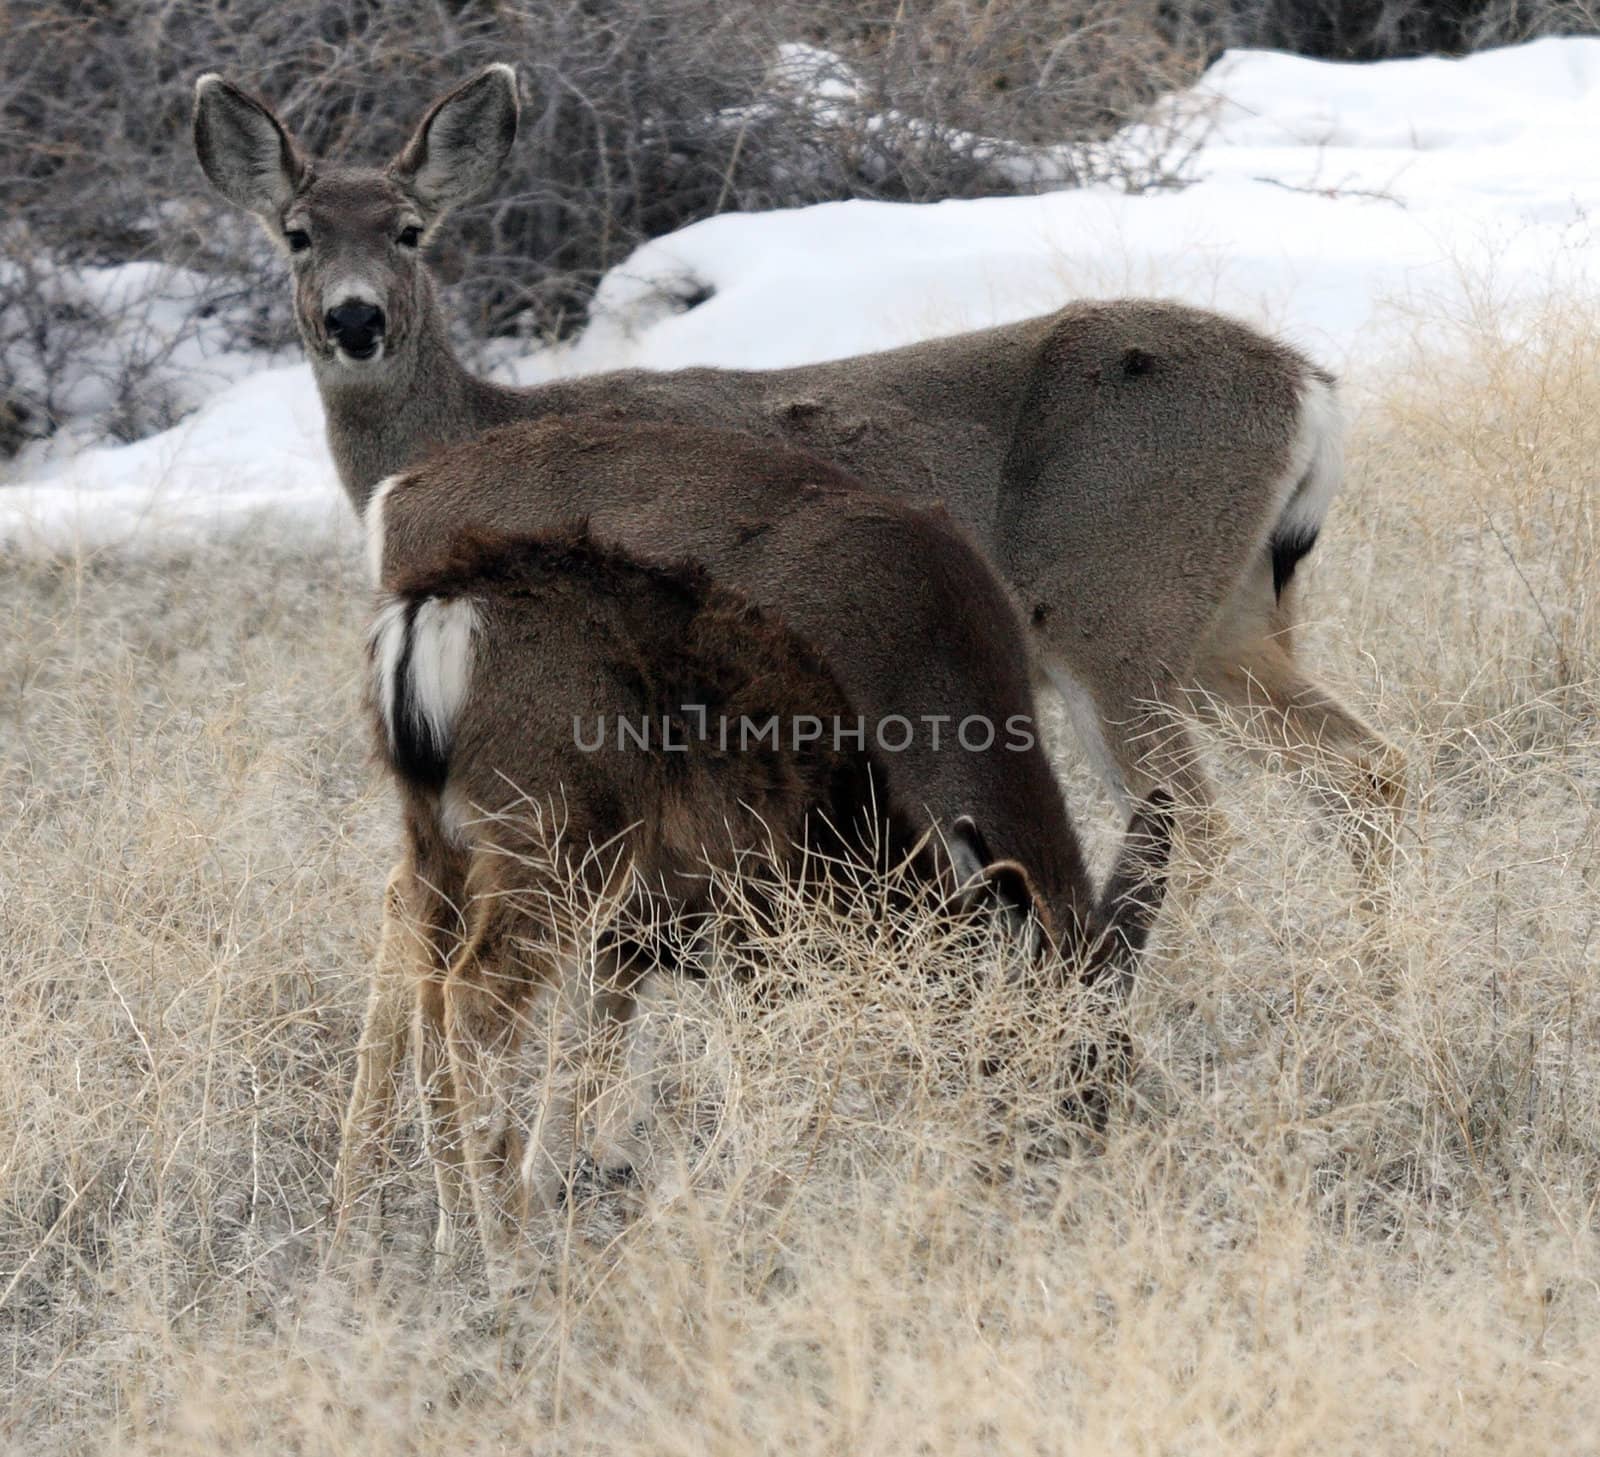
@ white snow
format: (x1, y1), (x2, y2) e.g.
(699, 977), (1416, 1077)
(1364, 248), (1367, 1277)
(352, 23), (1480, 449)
(6, 37), (1600, 554)
(1, 362), (344, 554)
(570, 36), (1600, 377)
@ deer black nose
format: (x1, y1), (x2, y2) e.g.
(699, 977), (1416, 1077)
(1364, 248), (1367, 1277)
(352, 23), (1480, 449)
(325, 301), (385, 357)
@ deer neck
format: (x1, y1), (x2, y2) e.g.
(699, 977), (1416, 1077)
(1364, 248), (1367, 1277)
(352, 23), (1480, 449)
(311, 275), (525, 516)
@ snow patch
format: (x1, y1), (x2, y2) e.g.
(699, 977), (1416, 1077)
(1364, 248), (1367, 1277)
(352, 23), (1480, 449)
(9, 38), (1600, 554)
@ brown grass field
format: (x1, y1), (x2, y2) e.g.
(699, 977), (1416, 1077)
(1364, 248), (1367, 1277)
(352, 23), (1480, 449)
(2, 306), (1597, 1454)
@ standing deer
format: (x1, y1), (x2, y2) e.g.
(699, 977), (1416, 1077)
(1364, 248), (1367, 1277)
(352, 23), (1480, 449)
(347, 521), (1172, 1261)
(192, 63), (1404, 885)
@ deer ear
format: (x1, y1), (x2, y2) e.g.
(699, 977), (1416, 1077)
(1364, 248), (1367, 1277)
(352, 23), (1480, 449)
(947, 817), (1051, 958)
(971, 859), (1050, 958)
(391, 63), (519, 219)
(947, 815), (991, 891)
(193, 74), (305, 217)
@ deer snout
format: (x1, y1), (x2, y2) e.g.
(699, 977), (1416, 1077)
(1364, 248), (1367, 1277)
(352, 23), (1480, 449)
(325, 301), (386, 359)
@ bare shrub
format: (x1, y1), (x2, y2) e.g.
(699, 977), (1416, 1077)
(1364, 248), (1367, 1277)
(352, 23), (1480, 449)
(799, 0), (1206, 143)
(1, 0), (1211, 457)
(0, 234), (295, 465)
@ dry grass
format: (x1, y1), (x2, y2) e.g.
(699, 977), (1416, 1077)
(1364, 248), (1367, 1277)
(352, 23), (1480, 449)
(3, 306), (1599, 1453)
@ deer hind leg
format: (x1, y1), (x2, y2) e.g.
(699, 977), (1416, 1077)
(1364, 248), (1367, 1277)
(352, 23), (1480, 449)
(1196, 617), (1405, 891)
(505, 924), (656, 1219)
(443, 876), (578, 1269)
(333, 860), (453, 1244)
(417, 966), (472, 1258)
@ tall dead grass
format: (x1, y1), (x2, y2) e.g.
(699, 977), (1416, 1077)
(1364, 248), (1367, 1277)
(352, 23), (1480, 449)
(1, 303), (1598, 1452)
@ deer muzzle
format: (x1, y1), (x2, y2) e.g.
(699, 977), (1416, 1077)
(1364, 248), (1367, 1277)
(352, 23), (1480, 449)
(325, 301), (386, 360)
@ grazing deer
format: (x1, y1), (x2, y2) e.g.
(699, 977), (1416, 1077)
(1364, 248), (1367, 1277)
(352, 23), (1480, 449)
(343, 525), (1172, 1260)
(374, 418), (1162, 962)
(193, 64), (1404, 885)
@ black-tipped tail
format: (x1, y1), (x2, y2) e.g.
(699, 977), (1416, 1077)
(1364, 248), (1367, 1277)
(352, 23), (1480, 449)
(1270, 524), (1320, 600)
(370, 596), (456, 795)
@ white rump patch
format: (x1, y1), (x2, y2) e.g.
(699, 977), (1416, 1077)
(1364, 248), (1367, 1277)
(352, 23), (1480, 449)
(364, 473), (404, 586)
(408, 597), (478, 758)
(1276, 371), (1345, 542)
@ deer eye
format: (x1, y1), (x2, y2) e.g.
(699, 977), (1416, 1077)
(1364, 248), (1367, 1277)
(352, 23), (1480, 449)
(397, 225), (422, 249)
(285, 229), (311, 254)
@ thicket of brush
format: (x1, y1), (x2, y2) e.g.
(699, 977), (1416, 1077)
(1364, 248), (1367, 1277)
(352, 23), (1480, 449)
(6, 0), (1600, 458)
